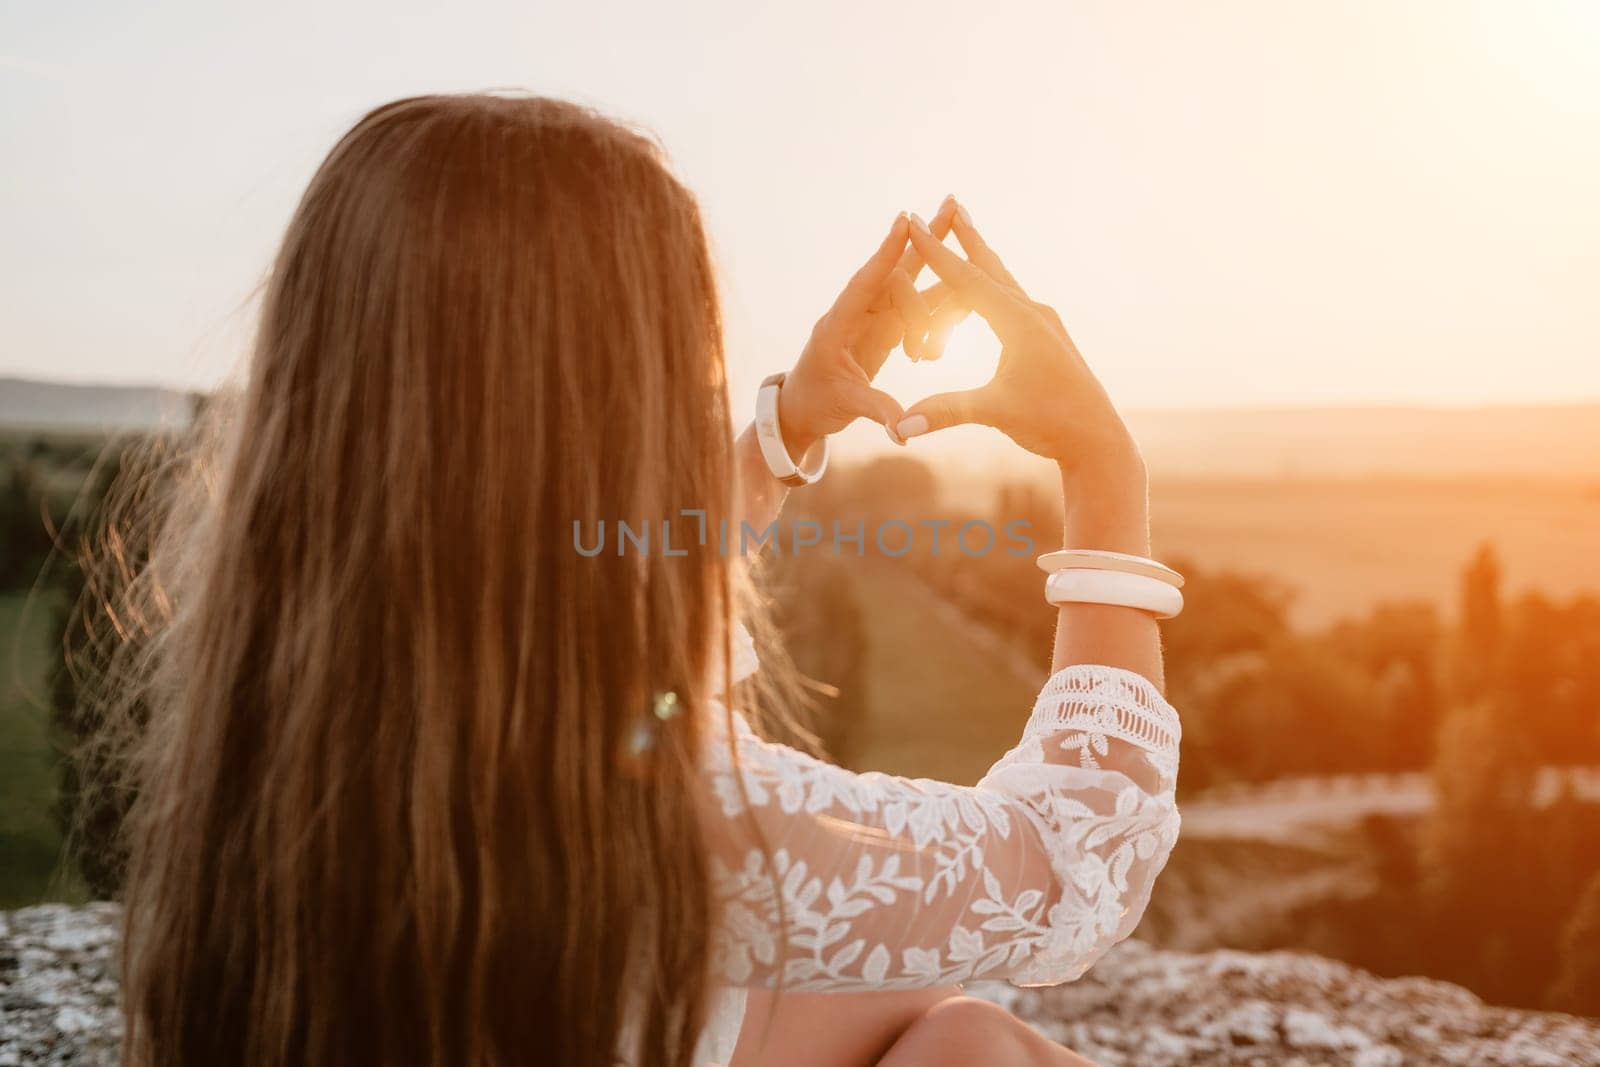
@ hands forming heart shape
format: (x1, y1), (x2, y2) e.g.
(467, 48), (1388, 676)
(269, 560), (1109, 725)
(777, 196), (1141, 485)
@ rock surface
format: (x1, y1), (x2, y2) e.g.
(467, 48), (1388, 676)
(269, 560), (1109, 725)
(3, 904), (1597, 1066)
(968, 942), (1599, 1066)
(1, 905), (122, 1067)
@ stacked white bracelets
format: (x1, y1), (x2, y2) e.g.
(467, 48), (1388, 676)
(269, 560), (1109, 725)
(1037, 549), (1185, 619)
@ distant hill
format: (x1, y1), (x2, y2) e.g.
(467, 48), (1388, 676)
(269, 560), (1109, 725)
(1124, 404), (1600, 480)
(0, 377), (193, 433)
(6, 376), (1599, 481)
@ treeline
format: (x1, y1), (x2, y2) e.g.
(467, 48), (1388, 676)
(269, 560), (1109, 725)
(785, 453), (1600, 787)
(1335, 542), (1600, 1014)
(1, 435), (106, 589)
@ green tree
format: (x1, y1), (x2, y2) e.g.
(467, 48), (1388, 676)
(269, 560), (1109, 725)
(1456, 542), (1502, 692)
(1499, 593), (1600, 765)
(1328, 602), (1443, 769)
(1420, 692), (1540, 1002)
(0, 452), (53, 590)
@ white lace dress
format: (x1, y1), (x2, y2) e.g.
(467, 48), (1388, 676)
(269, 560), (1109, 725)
(689, 627), (1182, 1065)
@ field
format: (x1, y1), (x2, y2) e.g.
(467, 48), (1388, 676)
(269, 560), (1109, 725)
(1154, 477), (1600, 627)
(843, 561), (1039, 784)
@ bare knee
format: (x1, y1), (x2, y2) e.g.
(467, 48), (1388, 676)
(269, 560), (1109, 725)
(878, 996), (1093, 1067)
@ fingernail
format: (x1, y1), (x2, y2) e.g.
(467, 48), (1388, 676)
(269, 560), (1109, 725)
(909, 213), (930, 235)
(884, 422), (905, 446)
(955, 202), (973, 228)
(896, 415), (930, 439)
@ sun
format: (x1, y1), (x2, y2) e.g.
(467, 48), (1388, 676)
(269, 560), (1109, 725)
(873, 315), (1002, 416)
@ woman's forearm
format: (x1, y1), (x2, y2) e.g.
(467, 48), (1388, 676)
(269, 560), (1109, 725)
(1049, 449), (1166, 690)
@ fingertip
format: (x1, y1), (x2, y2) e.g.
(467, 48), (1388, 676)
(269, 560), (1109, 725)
(879, 212), (910, 251)
(896, 414), (931, 440)
(906, 218), (937, 254)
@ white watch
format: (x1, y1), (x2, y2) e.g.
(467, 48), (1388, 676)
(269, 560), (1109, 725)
(755, 372), (828, 487)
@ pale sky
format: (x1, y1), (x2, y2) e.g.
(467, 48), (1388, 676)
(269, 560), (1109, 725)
(3, 0), (1598, 420)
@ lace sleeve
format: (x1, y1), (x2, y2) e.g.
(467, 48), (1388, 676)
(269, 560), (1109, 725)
(701, 665), (1181, 991)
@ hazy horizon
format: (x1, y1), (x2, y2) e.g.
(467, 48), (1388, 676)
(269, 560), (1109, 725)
(9, 376), (1600, 486)
(12, 371), (1600, 414)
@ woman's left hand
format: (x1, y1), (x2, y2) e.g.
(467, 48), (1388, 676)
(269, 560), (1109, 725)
(777, 201), (956, 457)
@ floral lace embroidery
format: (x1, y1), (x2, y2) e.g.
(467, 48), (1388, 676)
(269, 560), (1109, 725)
(702, 664), (1181, 992)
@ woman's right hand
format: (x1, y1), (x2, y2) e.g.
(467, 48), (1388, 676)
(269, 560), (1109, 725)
(894, 206), (1144, 491)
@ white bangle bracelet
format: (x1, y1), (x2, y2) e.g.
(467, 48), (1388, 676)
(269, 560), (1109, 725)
(755, 372), (828, 487)
(1045, 568), (1184, 619)
(1036, 549), (1184, 588)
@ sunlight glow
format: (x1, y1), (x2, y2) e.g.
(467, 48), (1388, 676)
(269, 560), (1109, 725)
(1473, 0), (1600, 118)
(926, 317), (1002, 394)
(875, 316), (1001, 412)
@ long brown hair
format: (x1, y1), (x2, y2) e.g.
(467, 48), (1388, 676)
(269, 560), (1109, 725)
(117, 94), (737, 1067)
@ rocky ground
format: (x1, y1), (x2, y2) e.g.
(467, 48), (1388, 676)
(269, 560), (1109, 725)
(1, 905), (122, 1067)
(968, 942), (1598, 1066)
(3, 904), (1596, 1066)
